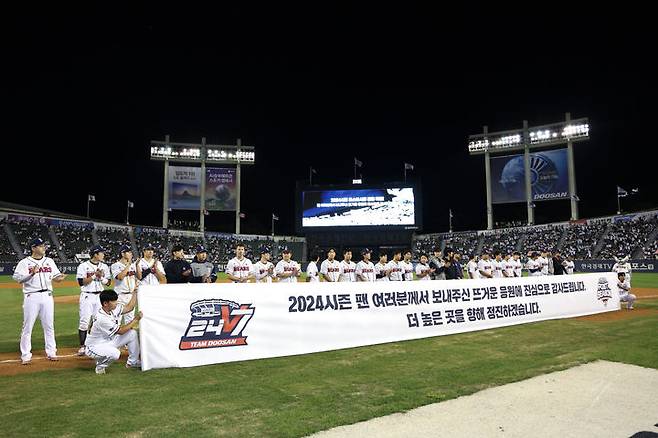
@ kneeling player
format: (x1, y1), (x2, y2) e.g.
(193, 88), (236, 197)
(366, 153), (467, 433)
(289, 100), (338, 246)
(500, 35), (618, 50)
(85, 289), (142, 374)
(617, 272), (636, 310)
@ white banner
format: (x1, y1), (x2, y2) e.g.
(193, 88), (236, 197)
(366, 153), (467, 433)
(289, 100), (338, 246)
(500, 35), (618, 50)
(138, 273), (620, 371)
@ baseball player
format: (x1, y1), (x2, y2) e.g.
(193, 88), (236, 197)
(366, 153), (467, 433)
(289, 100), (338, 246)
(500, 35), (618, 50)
(339, 249), (357, 282)
(225, 243), (254, 283)
(400, 250), (414, 281)
(191, 245), (219, 283)
(136, 243), (165, 286)
(539, 251), (550, 276)
(275, 249), (301, 282)
(110, 245), (138, 325)
(526, 252), (543, 277)
(305, 252), (321, 282)
(612, 256), (632, 284)
(355, 249), (376, 282)
(12, 238), (66, 364)
(320, 248), (342, 282)
(503, 254), (515, 278)
(492, 251), (505, 278)
(429, 248), (445, 280)
(616, 272), (636, 310)
(466, 254), (480, 279)
(415, 254), (433, 280)
(512, 252), (523, 277)
(563, 256), (575, 275)
(477, 252), (494, 279)
(85, 289), (142, 374)
(374, 253), (390, 281)
(76, 245), (111, 356)
(254, 249), (276, 283)
(386, 250), (404, 281)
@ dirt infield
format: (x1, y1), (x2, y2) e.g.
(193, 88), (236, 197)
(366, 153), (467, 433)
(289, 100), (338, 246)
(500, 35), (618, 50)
(0, 348), (131, 376)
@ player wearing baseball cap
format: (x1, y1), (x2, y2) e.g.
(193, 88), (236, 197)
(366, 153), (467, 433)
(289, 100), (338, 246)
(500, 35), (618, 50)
(355, 248), (376, 282)
(136, 243), (165, 286)
(225, 243), (254, 283)
(190, 245), (218, 283)
(254, 248), (276, 283)
(12, 238), (66, 364)
(75, 245), (112, 355)
(110, 245), (138, 325)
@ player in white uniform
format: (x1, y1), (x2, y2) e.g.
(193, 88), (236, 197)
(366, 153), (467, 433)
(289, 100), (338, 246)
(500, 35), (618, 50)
(111, 245), (138, 325)
(12, 238), (66, 364)
(226, 243), (255, 283)
(502, 254), (515, 278)
(415, 254), (433, 280)
(616, 272), (636, 310)
(85, 289), (142, 374)
(320, 248), (342, 282)
(386, 250), (404, 281)
(492, 251), (505, 278)
(254, 249), (276, 283)
(76, 245), (111, 356)
(563, 256), (575, 275)
(400, 250), (414, 281)
(339, 249), (357, 282)
(526, 252), (543, 277)
(355, 248), (376, 282)
(539, 251), (550, 276)
(612, 256), (632, 284)
(374, 253), (390, 282)
(477, 253), (494, 279)
(136, 243), (165, 286)
(305, 252), (321, 282)
(275, 249), (301, 283)
(466, 254), (480, 279)
(512, 252), (523, 277)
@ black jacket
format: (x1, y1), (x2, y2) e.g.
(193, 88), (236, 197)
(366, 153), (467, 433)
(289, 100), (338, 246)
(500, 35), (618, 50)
(552, 257), (566, 275)
(164, 259), (192, 284)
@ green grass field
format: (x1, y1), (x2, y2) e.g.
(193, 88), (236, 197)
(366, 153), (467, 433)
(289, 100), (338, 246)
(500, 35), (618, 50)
(1, 274), (657, 437)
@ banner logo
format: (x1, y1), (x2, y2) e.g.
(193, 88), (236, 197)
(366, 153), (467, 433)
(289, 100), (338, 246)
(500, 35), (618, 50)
(596, 277), (613, 306)
(179, 299), (255, 350)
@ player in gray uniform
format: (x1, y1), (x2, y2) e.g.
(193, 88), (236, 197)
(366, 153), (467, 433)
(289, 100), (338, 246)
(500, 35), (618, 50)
(190, 245), (218, 283)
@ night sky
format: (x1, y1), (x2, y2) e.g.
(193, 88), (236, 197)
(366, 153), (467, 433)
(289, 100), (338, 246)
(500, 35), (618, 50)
(2, 5), (656, 235)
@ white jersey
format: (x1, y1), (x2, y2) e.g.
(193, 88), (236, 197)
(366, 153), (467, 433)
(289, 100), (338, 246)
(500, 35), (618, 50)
(386, 260), (404, 281)
(526, 259), (542, 276)
(253, 260), (275, 283)
(617, 278), (632, 297)
(492, 259), (505, 278)
(320, 259), (342, 282)
(563, 260), (575, 275)
(355, 260), (376, 282)
(76, 261), (111, 293)
(306, 261), (320, 282)
(85, 304), (124, 346)
(226, 257), (254, 282)
(503, 259), (515, 278)
(110, 261), (137, 294)
(137, 258), (164, 286)
(612, 262), (632, 282)
(374, 262), (390, 281)
(415, 262), (432, 281)
(339, 260), (357, 282)
(477, 259), (494, 278)
(13, 256), (61, 294)
(400, 260), (414, 281)
(512, 259), (523, 277)
(275, 259), (301, 283)
(538, 257), (549, 275)
(466, 260), (480, 279)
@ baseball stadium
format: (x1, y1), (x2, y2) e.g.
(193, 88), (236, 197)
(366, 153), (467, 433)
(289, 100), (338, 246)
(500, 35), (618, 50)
(2, 5), (657, 438)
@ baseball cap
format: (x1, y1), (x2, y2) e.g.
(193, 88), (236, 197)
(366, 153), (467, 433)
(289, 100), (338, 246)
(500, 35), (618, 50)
(281, 248), (291, 254)
(90, 245), (105, 255)
(119, 245), (132, 254)
(361, 248), (372, 255)
(196, 245), (207, 254)
(260, 248), (271, 254)
(30, 238), (45, 248)
(143, 243), (155, 251)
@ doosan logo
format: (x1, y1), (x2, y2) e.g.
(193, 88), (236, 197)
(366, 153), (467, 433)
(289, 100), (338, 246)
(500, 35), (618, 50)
(179, 299), (255, 350)
(534, 192), (568, 200)
(596, 277), (613, 306)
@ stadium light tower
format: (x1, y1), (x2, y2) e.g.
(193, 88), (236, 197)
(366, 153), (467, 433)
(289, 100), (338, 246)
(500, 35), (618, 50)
(468, 113), (589, 229)
(149, 135), (255, 233)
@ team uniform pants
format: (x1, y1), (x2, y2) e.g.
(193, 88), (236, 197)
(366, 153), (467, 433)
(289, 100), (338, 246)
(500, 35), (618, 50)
(21, 292), (56, 362)
(85, 330), (140, 370)
(619, 292), (636, 309)
(117, 293), (135, 325)
(79, 292), (102, 331)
